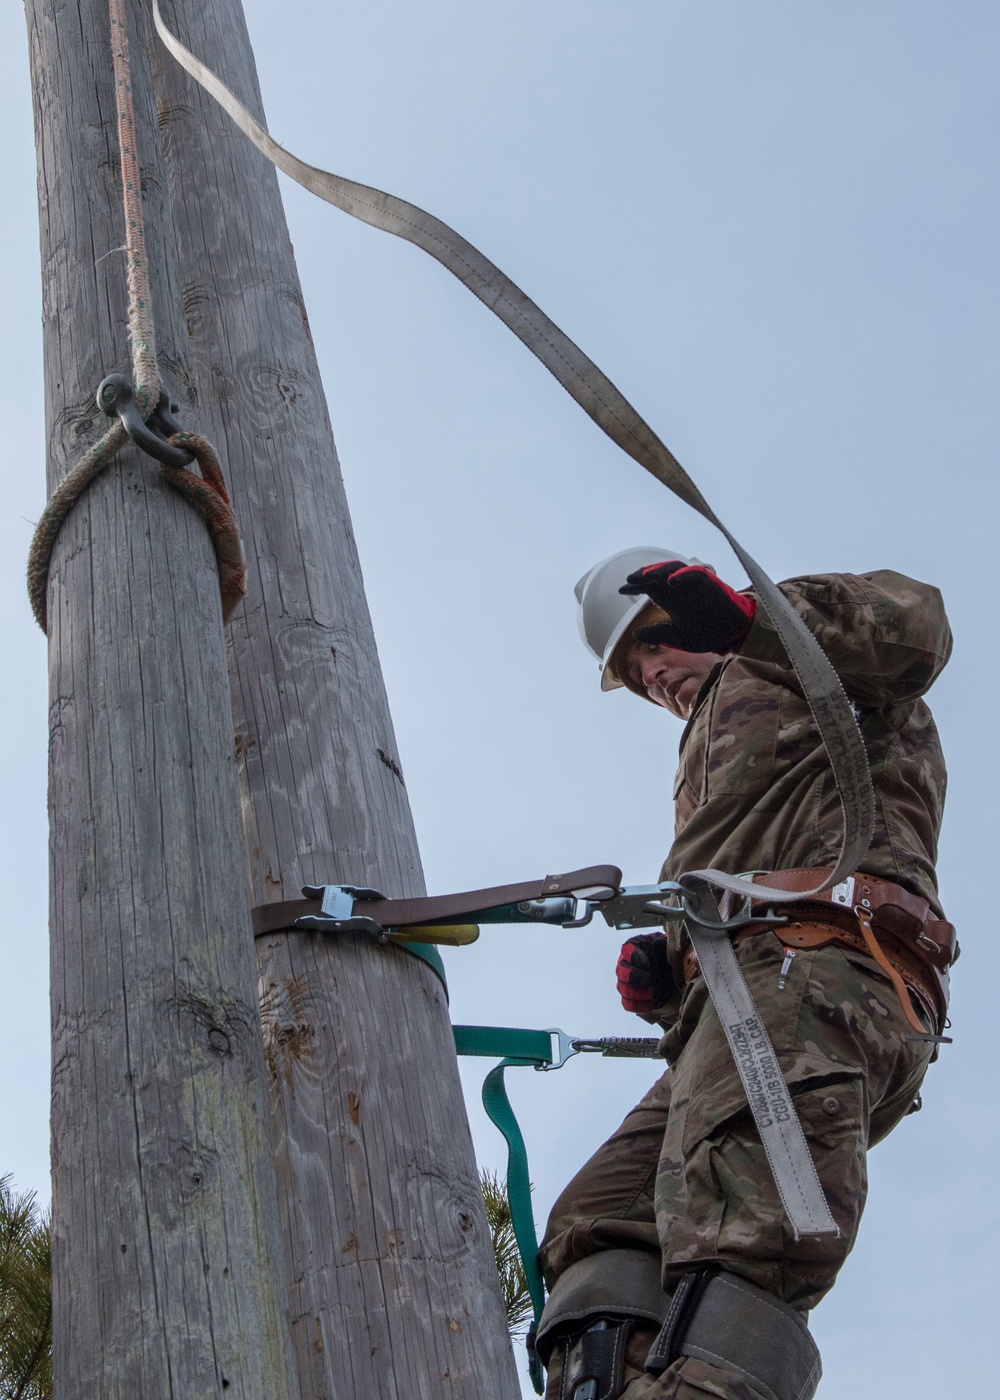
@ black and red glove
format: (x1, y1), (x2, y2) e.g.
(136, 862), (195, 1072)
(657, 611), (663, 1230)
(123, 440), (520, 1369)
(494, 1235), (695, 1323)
(616, 934), (677, 1016)
(619, 561), (756, 654)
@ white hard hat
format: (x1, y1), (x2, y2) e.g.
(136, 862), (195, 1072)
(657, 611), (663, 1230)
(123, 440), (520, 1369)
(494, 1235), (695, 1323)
(574, 546), (706, 691)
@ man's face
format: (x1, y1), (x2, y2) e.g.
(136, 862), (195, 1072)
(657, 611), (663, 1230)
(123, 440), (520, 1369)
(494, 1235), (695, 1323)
(623, 641), (722, 719)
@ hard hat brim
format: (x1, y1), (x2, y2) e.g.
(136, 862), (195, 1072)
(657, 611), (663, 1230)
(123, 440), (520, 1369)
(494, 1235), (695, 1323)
(599, 597), (655, 691)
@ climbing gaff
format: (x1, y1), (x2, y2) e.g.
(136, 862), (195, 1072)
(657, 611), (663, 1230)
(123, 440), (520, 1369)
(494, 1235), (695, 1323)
(96, 372), (196, 470)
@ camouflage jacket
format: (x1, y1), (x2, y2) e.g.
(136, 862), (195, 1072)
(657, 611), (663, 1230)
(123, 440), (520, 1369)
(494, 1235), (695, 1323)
(661, 571), (951, 915)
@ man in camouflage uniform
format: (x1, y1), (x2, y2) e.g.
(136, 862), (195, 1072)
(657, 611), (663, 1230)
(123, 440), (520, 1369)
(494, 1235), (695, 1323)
(535, 556), (953, 1400)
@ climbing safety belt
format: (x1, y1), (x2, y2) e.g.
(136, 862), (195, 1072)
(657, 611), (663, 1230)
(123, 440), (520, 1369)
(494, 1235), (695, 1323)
(454, 1024), (661, 1394)
(159, 6), (870, 1237)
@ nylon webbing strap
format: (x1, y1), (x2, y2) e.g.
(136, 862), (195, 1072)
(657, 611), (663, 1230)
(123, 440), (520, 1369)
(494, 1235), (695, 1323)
(153, 3), (873, 903)
(453, 1025), (548, 1391)
(395, 939), (448, 992)
(480, 1062), (546, 1314)
(453, 1024), (553, 1063)
(684, 910), (837, 1239)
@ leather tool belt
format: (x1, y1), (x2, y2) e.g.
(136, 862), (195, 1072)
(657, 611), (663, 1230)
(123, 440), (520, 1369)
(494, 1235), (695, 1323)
(681, 867), (957, 1036)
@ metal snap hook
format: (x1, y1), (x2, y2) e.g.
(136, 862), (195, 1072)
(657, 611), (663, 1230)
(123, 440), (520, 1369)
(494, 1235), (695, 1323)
(677, 880), (788, 932)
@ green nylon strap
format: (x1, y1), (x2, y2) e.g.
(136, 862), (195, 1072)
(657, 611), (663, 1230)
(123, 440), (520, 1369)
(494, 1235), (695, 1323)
(480, 1061), (547, 1324)
(452, 1023), (552, 1063)
(395, 940), (447, 993)
(453, 1025), (550, 1393)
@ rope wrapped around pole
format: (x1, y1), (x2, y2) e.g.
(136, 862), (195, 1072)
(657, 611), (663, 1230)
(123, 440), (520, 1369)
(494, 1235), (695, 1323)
(160, 433), (248, 624)
(26, 0), (246, 634)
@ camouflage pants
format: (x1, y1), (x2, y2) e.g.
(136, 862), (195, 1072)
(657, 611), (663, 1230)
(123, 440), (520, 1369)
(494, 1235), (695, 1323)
(539, 932), (933, 1398)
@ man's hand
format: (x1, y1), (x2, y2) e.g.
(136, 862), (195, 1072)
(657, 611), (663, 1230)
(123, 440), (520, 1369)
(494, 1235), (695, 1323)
(619, 561), (756, 654)
(616, 934), (677, 1015)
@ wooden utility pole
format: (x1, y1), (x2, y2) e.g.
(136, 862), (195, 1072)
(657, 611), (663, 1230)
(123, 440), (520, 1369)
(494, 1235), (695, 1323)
(26, 1), (298, 1396)
(153, 2), (520, 1397)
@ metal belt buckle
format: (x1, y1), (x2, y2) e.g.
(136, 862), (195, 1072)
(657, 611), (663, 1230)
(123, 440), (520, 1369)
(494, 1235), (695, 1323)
(295, 883), (387, 938)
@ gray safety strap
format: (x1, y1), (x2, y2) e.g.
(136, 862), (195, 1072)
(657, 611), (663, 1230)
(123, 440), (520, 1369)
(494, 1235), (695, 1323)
(153, 3), (873, 904)
(647, 1270), (821, 1400)
(685, 913), (837, 1238)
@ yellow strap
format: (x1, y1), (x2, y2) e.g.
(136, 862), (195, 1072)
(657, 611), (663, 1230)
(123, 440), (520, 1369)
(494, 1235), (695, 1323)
(389, 924), (480, 947)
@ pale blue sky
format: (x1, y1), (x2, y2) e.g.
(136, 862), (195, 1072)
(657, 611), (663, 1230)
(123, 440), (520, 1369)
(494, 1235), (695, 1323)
(2, 3), (997, 1395)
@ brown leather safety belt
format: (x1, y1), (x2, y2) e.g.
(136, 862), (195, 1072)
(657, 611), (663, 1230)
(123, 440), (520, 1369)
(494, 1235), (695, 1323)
(676, 868), (958, 1039)
(252, 865), (623, 939)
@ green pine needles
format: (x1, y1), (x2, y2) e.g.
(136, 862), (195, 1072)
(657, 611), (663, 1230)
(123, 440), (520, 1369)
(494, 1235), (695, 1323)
(0, 1177), (51, 1400)
(480, 1169), (533, 1341)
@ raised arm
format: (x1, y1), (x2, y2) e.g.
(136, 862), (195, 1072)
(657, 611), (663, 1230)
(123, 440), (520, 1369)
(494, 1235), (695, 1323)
(740, 570), (952, 706)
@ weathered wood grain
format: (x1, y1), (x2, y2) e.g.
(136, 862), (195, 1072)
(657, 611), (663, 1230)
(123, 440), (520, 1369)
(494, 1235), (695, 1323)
(150, 1), (521, 1394)
(26, 0), (299, 1394)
